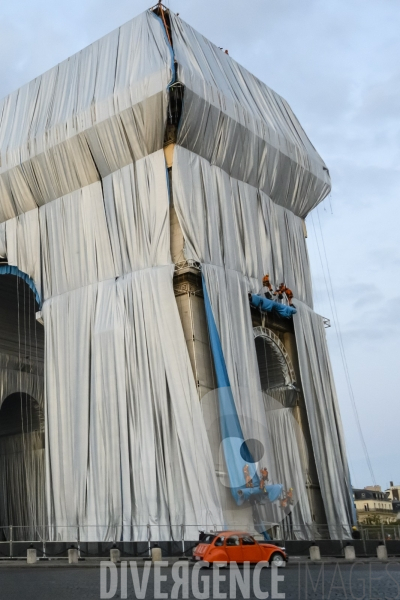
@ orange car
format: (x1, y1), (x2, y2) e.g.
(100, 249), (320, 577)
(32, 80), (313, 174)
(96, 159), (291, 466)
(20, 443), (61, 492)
(193, 531), (288, 567)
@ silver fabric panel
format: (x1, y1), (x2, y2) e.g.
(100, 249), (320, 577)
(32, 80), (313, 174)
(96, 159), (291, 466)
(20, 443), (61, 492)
(39, 184), (116, 300)
(263, 397), (314, 540)
(5, 152), (171, 301)
(6, 210), (42, 298)
(44, 266), (223, 541)
(170, 13), (331, 218)
(258, 191), (313, 307)
(173, 145), (352, 537)
(0, 223), (6, 257)
(0, 6), (351, 541)
(0, 150), (223, 539)
(201, 263), (312, 535)
(173, 146), (313, 305)
(202, 264), (271, 446)
(293, 301), (353, 539)
(0, 11), (172, 220)
(102, 155), (171, 278)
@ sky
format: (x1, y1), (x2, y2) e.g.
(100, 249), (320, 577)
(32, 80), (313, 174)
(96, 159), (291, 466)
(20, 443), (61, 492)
(0, 0), (398, 490)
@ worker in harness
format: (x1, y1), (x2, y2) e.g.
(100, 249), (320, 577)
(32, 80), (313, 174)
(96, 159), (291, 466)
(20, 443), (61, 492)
(274, 282), (295, 307)
(261, 274), (273, 299)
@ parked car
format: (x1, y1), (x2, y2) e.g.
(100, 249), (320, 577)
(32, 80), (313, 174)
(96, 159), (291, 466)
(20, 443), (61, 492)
(193, 531), (288, 566)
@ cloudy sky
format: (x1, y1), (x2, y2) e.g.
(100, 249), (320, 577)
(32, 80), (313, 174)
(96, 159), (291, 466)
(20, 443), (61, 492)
(0, 0), (398, 490)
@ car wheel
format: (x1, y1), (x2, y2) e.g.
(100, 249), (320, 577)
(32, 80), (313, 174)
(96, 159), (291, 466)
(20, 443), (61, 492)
(269, 552), (285, 568)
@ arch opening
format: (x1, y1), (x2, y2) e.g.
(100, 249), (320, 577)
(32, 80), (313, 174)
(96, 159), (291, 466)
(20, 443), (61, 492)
(0, 272), (44, 367)
(254, 326), (298, 408)
(0, 271), (45, 535)
(0, 393), (43, 438)
(254, 326), (314, 540)
(255, 336), (288, 390)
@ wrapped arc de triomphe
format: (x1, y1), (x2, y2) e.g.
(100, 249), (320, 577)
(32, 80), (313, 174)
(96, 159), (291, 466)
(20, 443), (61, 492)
(0, 7), (354, 542)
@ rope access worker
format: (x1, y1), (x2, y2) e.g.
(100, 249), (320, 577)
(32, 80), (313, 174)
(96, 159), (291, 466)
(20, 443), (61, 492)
(274, 283), (286, 302)
(282, 285), (295, 307)
(274, 282), (295, 307)
(261, 274), (273, 299)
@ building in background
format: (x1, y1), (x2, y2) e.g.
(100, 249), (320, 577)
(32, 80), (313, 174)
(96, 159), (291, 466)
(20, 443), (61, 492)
(0, 5), (354, 542)
(386, 482), (400, 521)
(354, 486), (396, 525)
(386, 482), (400, 501)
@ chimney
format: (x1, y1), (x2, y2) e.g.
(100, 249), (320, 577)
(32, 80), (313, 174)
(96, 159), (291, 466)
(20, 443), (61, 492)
(390, 481), (394, 487)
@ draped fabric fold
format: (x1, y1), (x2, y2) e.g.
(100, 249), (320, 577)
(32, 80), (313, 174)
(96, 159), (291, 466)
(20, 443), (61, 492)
(0, 150), (224, 539)
(44, 267), (223, 541)
(262, 397), (314, 540)
(0, 11), (173, 219)
(172, 146), (313, 306)
(170, 13), (331, 218)
(0, 7), (352, 543)
(172, 145), (351, 538)
(293, 301), (353, 539)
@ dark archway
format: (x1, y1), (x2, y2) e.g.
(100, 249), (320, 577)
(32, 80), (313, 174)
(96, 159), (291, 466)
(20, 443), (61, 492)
(0, 271), (45, 534)
(254, 326), (298, 407)
(0, 392), (45, 533)
(255, 336), (288, 390)
(0, 393), (43, 438)
(0, 272), (44, 367)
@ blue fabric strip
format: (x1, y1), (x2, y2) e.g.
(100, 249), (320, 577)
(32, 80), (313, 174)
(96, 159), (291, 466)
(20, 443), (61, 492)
(202, 275), (283, 505)
(251, 294), (296, 318)
(0, 265), (41, 307)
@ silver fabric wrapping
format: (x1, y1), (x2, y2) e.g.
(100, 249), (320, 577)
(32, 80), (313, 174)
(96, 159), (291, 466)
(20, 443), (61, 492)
(0, 6), (352, 542)
(172, 145), (313, 306)
(1, 151), (224, 540)
(202, 264), (272, 446)
(170, 13), (331, 218)
(172, 145), (352, 537)
(0, 11), (172, 220)
(182, 239), (313, 534)
(43, 267), (223, 541)
(263, 396), (314, 540)
(0, 223), (6, 257)
(293, 301), (353, 539)
(202, 265), (299, 525)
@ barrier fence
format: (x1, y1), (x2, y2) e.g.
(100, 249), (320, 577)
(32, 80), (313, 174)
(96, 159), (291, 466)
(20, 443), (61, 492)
(0, 524), (400, 559)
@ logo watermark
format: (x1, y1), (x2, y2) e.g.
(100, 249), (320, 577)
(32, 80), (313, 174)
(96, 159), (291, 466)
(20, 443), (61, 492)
(100, 561), (285, 599)
(99, 561), (400, 600)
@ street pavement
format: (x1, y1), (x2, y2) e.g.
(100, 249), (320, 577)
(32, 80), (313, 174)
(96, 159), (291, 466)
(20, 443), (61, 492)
(0, 562), (399, 599)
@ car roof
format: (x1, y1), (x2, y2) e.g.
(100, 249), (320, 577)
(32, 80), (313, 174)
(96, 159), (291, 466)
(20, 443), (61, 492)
(207, 531), (253, 537)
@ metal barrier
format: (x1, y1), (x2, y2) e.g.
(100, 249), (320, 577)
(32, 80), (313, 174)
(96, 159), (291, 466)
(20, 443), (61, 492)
(0, 524), (399, 559)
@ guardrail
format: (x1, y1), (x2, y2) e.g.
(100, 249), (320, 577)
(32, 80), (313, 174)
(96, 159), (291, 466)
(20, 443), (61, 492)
(0, 523), (399, 559)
